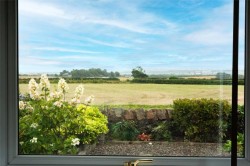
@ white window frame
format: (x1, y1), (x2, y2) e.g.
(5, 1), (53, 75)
(0, 0), (250, 165)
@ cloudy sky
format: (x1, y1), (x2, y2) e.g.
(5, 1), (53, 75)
(18, 0), (245, 74)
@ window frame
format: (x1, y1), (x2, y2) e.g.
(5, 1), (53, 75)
(1, 0), (250, 165)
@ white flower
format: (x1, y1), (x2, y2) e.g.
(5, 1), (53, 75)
(50, 143), (54, 147)
(19, 141), (24, 145)
(30, 123), (38, 129)
(70, 97), (80, 104)
(28, 79), (40, 100)
(85, 95), (94, 104)
(26, 104), (34, 112)
(53, 101), (63, 108)
(75, 85), (84, 98)
(29, 90), (40, 100)
(58, 78), (69, 93)
(28, 78), (38, 91)
(19, 101), (26, 110)
(71, 138), (80, 146)
(30, 137), (38, 143)
(39, 74), (50, 89)
(41, 106), (49, 110)
(50, 91), (63, 100)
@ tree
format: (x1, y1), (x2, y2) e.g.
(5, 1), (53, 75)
(131, 66), (148, 78)
(60, 70), (70, 76)
(216, 72), (232, 80)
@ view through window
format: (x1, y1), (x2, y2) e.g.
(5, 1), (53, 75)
(18, 0), (245, 157)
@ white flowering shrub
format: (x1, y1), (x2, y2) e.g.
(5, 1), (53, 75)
(19, 75), (108, 154)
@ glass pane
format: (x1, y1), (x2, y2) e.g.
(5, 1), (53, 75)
(18, 0), (245, 157)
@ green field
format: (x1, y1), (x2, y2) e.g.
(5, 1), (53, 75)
(19, 83), (244, 105)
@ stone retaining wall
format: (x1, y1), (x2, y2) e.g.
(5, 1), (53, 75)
(100, 108), (172, 122)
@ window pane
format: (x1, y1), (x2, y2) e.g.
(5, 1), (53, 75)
(18, 0), (245, 157)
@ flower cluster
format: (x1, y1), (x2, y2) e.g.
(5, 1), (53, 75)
(71, 138), (80, 146)
(39, 74), (50, 90)
(30, 137), (38, 143)
(19, 101), (26, 110)
(71, 85), (84, 104)
(19, 101), (34, 112)
(49, 91), (63, 100)
(28, 78), (40, 100)
(85, 95), (94, 105)
(53, 101), (63, 108)
(58, 78), (69, 93)
(138, 133), (151, 141)
(30, 123), (38, 129)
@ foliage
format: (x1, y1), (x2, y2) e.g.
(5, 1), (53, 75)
(225, 105), (244, 140)
(151, 121), (172, 141)
(215, 72), (232, 80)
(19, 75), (108, 154)
(171, 98), (231, 142)
(59, 70), (71, 77)
(98, 104), (173, 111)
(70, 68), (120, 78)
(19, 77), (120, 84)
(131, 66), (148, 78)
(110, 121), (139, 141)
(131, 78), (244, 85)
(223, 133), (244, 157)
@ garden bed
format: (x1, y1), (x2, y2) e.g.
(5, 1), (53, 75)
(84, 141), (230, 157)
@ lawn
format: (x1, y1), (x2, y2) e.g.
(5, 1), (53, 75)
(19, 83), (244, 105)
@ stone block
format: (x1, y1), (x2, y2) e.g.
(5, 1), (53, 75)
(135, 109), (145, 120)
(123, 110), (135, 120)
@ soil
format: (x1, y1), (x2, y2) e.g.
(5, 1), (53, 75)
(84, 141), (230, 157)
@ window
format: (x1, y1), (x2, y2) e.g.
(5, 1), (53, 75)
(1, 0), (250, 165)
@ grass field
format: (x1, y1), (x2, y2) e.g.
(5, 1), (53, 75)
(19, 83), (244, 105)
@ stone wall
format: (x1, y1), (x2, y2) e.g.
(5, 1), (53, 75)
(100, 108), (172, 122)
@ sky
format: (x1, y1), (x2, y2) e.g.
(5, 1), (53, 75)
(18, 0), (245, 74)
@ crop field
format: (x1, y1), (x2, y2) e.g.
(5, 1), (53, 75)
(19, 83), (245, 105)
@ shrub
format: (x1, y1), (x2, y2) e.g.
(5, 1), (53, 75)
(131, 78), (244, 85)
(223, 133), (244, 157)
(226, 105), (244, 140)
(151, 121), (172, 141)
(19, 75), (108, 154)
(110, 120), (139, 141)
(171, 98), (231, 142)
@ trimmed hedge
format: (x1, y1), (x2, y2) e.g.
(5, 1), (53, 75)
(131, 78), (244, 85)
(171, 98), (231, 142)
(19, 77), (120, 84)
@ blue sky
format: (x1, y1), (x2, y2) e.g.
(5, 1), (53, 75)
(19, 0), (245, 74)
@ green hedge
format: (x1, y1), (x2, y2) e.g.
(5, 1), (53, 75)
(19, 77), (120, 84)
(131, 78), (244, 85)
(225, 105), (244, 140)
(171, 98), (231, 142)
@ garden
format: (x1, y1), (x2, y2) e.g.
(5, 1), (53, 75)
(19, 75), (244, 156)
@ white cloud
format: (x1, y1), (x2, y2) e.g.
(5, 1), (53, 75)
(33, 47), (99, 54)
(183, 3), (233, 46)
(19, 0), (69, 19)
(184, 30), (232, 46)
(83, 38), (131, 48)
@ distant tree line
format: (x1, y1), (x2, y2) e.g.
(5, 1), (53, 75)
(59, 68), (120, 78)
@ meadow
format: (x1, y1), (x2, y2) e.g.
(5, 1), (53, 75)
(19, 83), (245, 105)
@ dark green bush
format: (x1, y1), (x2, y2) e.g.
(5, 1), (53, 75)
(171, 98), (231, 142)
(131, 78), (244, 85)
(151, 121), (172, 141)
(110, 121), (139, 141)
(225, 105), (244, 140)
(19, 77), (120, 84)
(223, 133), (244, 157)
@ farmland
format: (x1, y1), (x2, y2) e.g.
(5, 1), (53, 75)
(19, 83), (245, 105)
